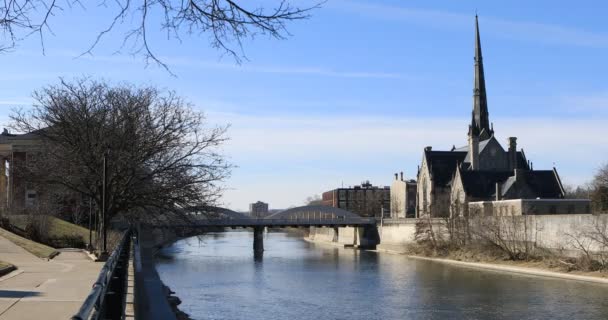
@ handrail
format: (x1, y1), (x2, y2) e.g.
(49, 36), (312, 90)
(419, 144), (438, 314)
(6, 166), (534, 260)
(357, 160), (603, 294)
(133, 225), (178, 320)
(72, 229), (131, 320)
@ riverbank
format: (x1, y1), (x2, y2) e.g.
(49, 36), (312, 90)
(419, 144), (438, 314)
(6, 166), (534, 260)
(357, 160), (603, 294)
(304, 237), (608, 285)
(373, 244), (608, 285)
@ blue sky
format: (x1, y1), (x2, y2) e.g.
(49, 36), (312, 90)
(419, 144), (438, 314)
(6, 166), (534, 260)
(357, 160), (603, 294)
(1, 0), (608, 210)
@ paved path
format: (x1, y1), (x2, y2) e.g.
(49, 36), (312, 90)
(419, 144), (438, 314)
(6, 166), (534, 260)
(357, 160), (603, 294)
(0, 234), (102, 320)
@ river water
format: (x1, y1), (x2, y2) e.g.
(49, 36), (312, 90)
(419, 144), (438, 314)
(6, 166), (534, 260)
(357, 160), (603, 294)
(156, 231), (608, 320)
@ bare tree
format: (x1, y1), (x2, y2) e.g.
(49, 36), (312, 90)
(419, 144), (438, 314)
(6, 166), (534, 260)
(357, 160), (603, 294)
(305, 194), (322, 206)
(10, 78), (231, 224)
(1, 0), (321, 69)
(563, 184), (592, 199)
(469, 216), (539, 261)
(591, 163), (608, 212)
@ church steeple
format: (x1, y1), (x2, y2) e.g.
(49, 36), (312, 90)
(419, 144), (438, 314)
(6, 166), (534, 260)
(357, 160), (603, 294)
(471, 15), (492, 139)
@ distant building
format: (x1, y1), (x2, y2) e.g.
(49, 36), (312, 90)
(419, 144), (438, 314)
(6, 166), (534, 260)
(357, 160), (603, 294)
(249, 201), (269, 218)
(322, 181), (390, 217)
(0, 129), (43, 210)
(390, 172), (417, 218)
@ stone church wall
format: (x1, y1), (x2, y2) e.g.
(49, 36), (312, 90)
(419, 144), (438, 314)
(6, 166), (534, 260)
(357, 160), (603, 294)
(469, 199), (591, 216)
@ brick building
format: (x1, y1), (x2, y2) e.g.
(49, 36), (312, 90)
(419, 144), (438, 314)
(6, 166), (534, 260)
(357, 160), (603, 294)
(0, 129), (43, 211)
(322, 181), (390, 217)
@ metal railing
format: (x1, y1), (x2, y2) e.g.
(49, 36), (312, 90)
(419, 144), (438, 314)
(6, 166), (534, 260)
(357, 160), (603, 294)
(171, 215), (377, 228)
(133, 225), (178, 320)
(72, 229), (132, 320)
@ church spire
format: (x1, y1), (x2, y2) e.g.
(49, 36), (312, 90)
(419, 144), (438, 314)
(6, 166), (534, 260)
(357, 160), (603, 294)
(471, 15), (492, 138)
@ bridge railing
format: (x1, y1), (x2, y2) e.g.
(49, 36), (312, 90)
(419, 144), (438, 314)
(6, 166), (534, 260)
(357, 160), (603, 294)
(185, 215), (376, 227)
(72, 229), (132, 320)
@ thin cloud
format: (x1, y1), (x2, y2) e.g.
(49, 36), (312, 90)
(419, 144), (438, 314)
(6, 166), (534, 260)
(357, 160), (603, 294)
(36, 50), (408, 80)
(213, 112), (608, 208)
(333, 0), (608, 48)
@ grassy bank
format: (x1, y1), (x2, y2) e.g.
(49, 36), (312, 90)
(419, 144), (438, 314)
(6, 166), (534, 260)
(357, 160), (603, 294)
(0, 227), (58, 259)
(0, 261), (16, 277)
(8, 215), (93, 248)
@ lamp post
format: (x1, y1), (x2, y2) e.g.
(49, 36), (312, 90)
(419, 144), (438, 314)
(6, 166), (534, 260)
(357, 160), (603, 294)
(102, 152), (108, 256)
(88, 196), (92, 251)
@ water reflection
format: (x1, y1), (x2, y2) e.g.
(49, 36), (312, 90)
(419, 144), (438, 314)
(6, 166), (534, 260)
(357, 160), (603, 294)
(156, 231), (608, 320)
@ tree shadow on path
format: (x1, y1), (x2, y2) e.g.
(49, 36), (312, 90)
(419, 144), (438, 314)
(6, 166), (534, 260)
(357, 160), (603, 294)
(0, 290), (41, 298)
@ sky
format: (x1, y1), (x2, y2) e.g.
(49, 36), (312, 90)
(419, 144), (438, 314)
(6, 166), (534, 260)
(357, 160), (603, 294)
(1, 0), (608, 211)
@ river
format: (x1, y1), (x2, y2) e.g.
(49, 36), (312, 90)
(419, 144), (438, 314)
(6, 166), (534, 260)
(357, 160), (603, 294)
(155, 231), (608, 320)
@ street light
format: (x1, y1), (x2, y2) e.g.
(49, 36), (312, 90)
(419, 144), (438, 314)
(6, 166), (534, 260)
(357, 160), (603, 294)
(102, 151), (108, 256)
(88, 196), (92, 251)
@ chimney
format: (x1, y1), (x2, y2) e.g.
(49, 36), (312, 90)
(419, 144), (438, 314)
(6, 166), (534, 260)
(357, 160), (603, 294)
(400, 172), (404, 181)
(495, 182), (501, 201)
(425, 146), (432, 152)
(469, 134), (480, 170)
(508, 137), (517, 170)
(394, 173), (398, 180)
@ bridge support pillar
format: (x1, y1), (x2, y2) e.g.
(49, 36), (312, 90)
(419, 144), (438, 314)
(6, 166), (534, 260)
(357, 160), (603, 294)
(253, 226), (264, 255)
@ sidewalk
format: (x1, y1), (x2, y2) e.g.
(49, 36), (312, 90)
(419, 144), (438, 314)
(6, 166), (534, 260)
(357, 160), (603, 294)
(0, 234), (102, 320)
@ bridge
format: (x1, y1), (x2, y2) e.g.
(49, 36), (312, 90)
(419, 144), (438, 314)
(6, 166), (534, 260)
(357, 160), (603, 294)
(73, 206), (380, 320)
(144, 205), (378, 254)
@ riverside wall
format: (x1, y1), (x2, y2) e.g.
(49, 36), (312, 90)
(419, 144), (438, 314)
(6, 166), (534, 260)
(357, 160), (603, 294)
(307, 215), (608, 254)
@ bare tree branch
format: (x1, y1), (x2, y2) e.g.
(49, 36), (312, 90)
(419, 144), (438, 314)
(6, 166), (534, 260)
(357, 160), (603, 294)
(1, 0), (323, 69)
(9, 78), (233, 223)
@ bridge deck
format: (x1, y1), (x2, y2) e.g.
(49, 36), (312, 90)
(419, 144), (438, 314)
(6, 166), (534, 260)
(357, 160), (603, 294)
(164, 217), (377, 228)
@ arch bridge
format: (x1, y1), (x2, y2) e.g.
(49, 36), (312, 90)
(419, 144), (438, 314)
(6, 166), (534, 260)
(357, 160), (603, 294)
(142, 205), (378, 254)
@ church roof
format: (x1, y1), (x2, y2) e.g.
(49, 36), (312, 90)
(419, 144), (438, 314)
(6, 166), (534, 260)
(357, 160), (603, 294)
(501, 170), (564, 199)
(424, 150), (467, 188)
(459, 169), (564, 200)
(459, 170), (512, 198)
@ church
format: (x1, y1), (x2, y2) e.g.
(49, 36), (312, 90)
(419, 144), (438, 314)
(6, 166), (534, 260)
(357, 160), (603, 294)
(415, 17), (581, 218)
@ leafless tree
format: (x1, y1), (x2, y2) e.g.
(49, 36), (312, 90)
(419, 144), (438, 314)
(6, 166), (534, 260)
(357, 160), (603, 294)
(591, 163), (608, 212)
(565, 215), (608, 271)
(305, 194), (322, 206)
(563, 184), (592, 199)
(1, 0), (322, 71)
(10, 78), (232, 225)
(469, 216), (539, 260)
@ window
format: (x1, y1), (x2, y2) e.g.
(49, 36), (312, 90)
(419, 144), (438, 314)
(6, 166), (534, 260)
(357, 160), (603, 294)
(25, 190), (37, 207)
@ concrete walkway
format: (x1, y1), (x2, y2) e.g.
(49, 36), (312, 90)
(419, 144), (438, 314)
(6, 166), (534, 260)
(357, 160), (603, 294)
(0, 234), (102, 320)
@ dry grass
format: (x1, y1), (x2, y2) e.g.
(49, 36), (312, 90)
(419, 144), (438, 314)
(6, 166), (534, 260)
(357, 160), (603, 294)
(0, 227), (58, 259)
(407, 242), (608, 279)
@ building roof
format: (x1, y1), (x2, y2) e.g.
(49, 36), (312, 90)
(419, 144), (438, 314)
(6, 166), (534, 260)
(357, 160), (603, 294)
(459, 170), (512, 198)
(0, 129), (45, 143)
(501, 170), (564, 199)
(424, 150), (467, 188)
(459, 169), (564, 200)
